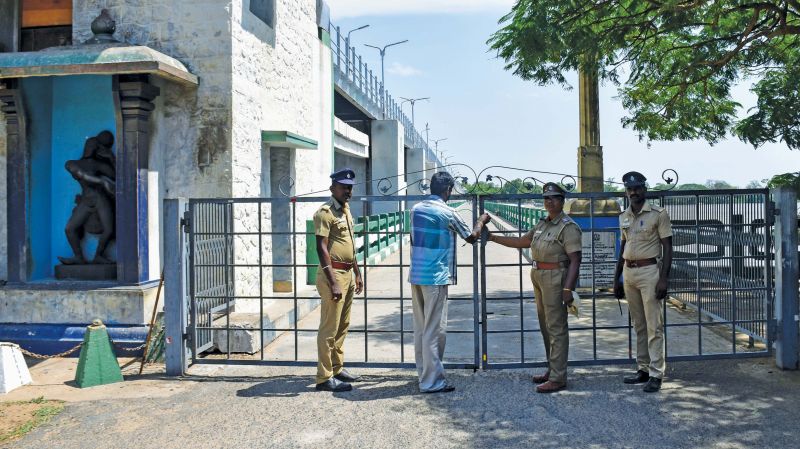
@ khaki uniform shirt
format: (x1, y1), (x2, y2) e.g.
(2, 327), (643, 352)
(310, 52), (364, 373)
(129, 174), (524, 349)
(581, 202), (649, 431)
(620, 202), (673, 260)
(524, 212), (583, 263)
(313, 197), (355, 263)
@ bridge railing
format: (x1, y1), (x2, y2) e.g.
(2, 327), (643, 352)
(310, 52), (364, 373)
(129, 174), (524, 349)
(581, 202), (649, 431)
(306, 210), (411, 284)
(329, 23), (439, 165)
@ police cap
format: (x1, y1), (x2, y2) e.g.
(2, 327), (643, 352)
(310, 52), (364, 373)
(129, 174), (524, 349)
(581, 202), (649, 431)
(622, 171), (647, 188)
(330, 168), (356, 185)
(542, 182), (566, 197)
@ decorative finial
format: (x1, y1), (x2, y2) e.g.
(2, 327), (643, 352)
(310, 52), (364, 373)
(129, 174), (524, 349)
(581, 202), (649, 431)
(85, 9), (118, 44)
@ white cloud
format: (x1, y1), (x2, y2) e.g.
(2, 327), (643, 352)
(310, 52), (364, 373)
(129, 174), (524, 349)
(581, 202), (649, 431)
(327, 0), (515, 19)
(386, 62), (423, 77)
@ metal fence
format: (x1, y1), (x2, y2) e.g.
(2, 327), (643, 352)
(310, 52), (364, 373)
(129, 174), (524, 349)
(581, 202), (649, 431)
(479, 189), (773, 369)
(184, 195), (479, 368)
(175, 189), (775, 371)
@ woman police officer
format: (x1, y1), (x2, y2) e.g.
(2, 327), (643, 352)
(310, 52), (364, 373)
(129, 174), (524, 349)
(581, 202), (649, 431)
(485, 182), (582, 393)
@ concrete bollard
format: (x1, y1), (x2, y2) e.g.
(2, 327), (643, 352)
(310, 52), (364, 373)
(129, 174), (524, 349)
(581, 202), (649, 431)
(0, 342), (33, 394)
(74, 320), (124, 388)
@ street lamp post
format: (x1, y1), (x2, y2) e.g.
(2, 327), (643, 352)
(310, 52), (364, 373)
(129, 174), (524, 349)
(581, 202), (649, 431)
(344, 25), (369, 77)
(424, 122), (430, 148)
(433, 138), (447, 168)
(364, 40), (409, 118)
(400, 96), (429, 147)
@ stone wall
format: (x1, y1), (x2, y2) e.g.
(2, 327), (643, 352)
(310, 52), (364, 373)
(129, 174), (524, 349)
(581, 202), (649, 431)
(0, 111), (6, 281)
(73, 0), (235, 200)
(229, 0), (334, 297)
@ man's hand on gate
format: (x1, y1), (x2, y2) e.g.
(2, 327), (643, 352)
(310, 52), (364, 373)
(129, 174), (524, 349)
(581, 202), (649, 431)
(613, 280), (625, 299)
(331, 283), (343, 302)
(479, 213), (491, 225)
(656, 277), (668, 300)
(355, 273), (363, 295)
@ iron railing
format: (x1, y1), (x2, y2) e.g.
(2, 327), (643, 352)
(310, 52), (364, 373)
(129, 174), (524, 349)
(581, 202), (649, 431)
(329, 22), (439, 165)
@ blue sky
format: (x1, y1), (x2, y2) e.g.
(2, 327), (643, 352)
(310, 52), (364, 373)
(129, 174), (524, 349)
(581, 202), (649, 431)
(328, 0), (800, 187)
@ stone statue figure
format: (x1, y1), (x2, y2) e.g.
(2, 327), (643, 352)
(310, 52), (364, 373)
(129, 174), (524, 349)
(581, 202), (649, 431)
(57, 131), (116, 265)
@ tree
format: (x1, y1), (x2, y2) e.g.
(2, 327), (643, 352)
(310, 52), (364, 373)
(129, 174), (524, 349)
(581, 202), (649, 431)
(704, 179), (738, 189)
(675, 183), (708, 191)
(767, 171), (800, 195)
(604, 177), (624, 192)
(489, 1), (800, 149)
(745, 180), (765, 189)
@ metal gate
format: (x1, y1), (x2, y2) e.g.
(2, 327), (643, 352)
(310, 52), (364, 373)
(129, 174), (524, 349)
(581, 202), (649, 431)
(177, 189), (774, 369)
(479, 189), (774, 369)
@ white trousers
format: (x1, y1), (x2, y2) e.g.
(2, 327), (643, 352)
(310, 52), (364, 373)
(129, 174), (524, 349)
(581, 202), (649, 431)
(411, 284), (449, 392)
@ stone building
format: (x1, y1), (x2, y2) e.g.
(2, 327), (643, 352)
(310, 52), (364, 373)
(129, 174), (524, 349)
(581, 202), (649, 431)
(0, 0), (437, 352)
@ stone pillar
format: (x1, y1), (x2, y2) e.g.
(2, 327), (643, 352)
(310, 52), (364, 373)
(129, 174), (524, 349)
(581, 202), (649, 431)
(0, 85), (28, 283)
(270, 147), (294, 292)
(577, 68), (603, 193)
(117, 77), (160, 284)
(369, 120), (405, 213)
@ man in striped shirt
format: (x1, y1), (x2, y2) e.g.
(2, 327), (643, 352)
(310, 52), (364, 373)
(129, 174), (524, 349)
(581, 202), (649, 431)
(409, 172), (490, 393)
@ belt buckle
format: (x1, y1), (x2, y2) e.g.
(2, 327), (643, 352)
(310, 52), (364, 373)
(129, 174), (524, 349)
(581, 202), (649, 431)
(629, 260), (638, 268)
(532, 261), (538, 269)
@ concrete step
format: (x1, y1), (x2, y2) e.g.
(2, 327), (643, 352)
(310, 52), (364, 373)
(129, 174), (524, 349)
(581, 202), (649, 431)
(211, 297), (320, 354)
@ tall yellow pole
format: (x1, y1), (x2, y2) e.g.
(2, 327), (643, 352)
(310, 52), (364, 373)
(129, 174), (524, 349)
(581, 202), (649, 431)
(577, 68), (603, 192)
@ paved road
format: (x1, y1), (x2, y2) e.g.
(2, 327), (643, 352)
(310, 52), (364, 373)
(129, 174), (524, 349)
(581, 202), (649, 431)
(12, 358), (800, 449)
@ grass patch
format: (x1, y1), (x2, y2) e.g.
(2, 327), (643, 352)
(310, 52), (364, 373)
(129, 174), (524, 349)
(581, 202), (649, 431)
(0, 396), (65, 444)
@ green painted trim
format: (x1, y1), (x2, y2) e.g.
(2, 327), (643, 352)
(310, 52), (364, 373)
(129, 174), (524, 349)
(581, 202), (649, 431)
(261, 130), (318, 149)
(320, 29), (331, 48)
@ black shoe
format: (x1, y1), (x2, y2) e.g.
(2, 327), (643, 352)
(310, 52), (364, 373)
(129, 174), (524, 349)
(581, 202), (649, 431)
(315, 378), (353, 392)
(623, 370), (650, 384)
(423, 384), (456, 394)
(643, 377), (662, 393)
(334, 369), (362, 383)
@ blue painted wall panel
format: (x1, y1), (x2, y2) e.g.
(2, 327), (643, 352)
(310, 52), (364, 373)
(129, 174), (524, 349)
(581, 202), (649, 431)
(20, 76), (116, 280)
(21, 78), (53, 280)
(50, 75), (117, 268)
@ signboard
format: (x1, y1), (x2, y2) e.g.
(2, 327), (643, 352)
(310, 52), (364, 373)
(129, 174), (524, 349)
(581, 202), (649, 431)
(578, 230), (618, 288)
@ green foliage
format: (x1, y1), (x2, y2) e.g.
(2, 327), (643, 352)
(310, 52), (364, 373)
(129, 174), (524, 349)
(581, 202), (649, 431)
(604, 177), (624, 192)
(0, 398), (64, 444)
(675, 183), (708, 191)
(745, 180), (765, 189)
(767, 171), (800, 195)
(704, 179), (738, 189)
(489, 1), (800, 149)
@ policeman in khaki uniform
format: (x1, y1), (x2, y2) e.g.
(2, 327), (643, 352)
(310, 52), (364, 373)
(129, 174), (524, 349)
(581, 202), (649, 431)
(487, 182), (582, 393)
(313, 168), (363, 392)
(613, 171), (673, 393)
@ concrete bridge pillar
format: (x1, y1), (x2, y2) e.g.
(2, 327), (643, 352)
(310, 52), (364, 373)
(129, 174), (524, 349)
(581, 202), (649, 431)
(370, 120), (405, 213)
(406, 147), (426, 197)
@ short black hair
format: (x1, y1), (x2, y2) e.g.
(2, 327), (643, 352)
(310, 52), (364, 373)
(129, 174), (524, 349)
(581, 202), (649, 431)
(430, 172), (455, 196)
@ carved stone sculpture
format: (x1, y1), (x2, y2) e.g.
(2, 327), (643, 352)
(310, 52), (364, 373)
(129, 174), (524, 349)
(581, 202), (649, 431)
(57, 131), (116, 266)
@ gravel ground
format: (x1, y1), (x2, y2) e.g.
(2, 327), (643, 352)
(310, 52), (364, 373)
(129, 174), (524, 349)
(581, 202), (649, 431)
(11, 357), (800, 449)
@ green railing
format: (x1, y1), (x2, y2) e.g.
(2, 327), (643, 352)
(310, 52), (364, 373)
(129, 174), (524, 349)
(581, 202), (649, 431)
(484, 201), (546, 232)
(306, 210), (411, 284)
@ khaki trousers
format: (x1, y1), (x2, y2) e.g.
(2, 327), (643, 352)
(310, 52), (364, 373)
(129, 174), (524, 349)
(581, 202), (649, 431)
(531, 268), (569, 383)
(411, 284), (449, 392)
(623, 264), (665, 379)
(315, 269), (354, 384)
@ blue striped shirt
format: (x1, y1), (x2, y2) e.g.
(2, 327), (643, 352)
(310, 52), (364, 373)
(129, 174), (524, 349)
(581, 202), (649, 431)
(408, 196), (473, 285)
